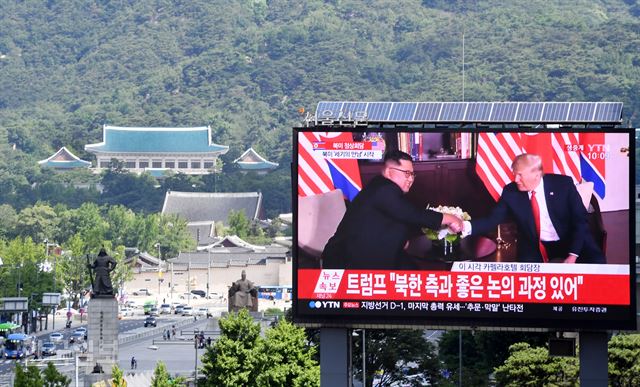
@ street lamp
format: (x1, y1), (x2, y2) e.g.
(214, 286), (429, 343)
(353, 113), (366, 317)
(194, 329), (200, 383)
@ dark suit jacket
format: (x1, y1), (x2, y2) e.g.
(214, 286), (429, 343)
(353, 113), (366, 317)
(471, 174), (605, 263)
(322, 175), (443, 270)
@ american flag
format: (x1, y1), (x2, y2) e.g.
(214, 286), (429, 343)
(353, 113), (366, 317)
(298, 132), (363, 201)
(476, 132), (604, 201)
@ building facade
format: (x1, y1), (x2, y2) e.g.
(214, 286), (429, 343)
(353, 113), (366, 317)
(85, 125), (228, 175)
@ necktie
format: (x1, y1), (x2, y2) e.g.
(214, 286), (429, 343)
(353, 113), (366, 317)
(530, 191), (549, 263)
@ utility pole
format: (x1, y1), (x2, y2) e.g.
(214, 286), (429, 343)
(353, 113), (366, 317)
(207, 250), (211, 298)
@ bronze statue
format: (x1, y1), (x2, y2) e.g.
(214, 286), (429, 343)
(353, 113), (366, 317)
(228, 270), (258, 312)
(88, 248), (117, 297)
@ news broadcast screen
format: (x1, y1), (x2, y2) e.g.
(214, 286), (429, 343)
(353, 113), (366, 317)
(293, 128), (635, 330)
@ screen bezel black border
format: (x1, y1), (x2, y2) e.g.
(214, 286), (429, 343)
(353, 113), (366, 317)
(292, 126), (636, 331)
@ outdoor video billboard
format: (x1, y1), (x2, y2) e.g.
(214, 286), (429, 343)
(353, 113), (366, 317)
(293, 128), (635, 330)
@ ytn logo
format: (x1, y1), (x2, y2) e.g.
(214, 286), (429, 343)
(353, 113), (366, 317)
(308, 301), (340, 309)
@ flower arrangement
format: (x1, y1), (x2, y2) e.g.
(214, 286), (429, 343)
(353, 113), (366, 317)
(422, 205), (471, 244)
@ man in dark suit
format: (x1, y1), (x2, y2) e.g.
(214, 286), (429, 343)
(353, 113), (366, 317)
(465, 153), (605, 264)
(322, 150), (463, 270)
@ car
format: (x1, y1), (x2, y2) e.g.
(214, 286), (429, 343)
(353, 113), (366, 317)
(41, 342), (57, 356)
(144, 316), (157, 327)
(207, 292), (223, 299)
(149, 307), (159, 317)
(195, 307), (208, 317)
(179, 293), (199, 300)
(69, 332), (85, 344)
(132, 289), (151, 296)
(181, 306), (193, 316)
(174, 305), (185, 315)
(124, 300), (139, 308)
(74, 327), (87, 335)
(49, 332), (64, 343)
(119, 307), (134, 317)
(191, 290), (206, 298)
(160, 304), (171, 314)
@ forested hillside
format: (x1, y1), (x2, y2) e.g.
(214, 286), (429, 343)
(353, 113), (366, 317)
(1, 0), (638, 213)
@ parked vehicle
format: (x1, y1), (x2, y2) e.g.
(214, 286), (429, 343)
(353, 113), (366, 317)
(132, 289), (151, 296)
(191, 290), (206, 298)
(179, 293), (199, 300)
(144, 316), (157, 327)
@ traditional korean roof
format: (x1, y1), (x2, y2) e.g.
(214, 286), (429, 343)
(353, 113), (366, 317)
(197, 235), (266, 251)
(161, 191), (263, 224)
(38, 147), (91, 169)
(233, 148), (278, 171)
(85, 125), (229, 154)
(171, 245), (289, 269)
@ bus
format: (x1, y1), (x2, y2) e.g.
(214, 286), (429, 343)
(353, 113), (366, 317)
(257, 286), (292, 301)
(3, 333), (35, 359)
(0, 322), (21, 347)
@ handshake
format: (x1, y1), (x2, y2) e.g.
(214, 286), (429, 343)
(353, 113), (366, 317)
(442, 213), (465, 234)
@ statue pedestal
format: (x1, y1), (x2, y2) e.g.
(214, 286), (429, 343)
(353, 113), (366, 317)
(84, 297), (118, 386)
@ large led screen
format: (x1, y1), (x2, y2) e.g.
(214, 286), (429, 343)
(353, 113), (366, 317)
(293, 128), (635, 330)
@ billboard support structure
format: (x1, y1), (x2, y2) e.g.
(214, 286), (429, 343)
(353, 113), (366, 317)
(320, 328), (349, 387)
(579, 332), (608, 387)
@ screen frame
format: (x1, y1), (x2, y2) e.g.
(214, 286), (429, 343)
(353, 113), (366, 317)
(292, 126), (636, 331)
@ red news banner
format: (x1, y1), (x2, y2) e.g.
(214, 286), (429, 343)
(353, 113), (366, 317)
(298, 263), (630, 305)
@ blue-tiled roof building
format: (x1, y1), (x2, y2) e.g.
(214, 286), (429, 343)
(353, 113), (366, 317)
(85, 125), (229, 175)
(38, 147), (91, 170)
(233, 147), (278, 174)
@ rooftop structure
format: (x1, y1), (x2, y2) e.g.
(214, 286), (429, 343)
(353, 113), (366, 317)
(233, 147), (279, 174)
(38, 147), (91, 170)
(85, 125), (228, 175)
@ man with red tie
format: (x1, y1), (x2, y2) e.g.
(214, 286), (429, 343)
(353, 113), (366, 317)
(464, 153), (605, 264)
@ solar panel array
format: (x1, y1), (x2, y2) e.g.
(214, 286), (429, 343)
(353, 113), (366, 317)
(314, 101), (623, 124)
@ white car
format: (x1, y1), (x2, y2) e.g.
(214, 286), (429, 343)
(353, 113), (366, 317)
(160, 304), (172, 314)
(179, 293), (200, 300)
(119, 307), (134, 317)
(195, 307), (208, 317)
(181, 306), (193, 316)
(49, 332), (64, 343)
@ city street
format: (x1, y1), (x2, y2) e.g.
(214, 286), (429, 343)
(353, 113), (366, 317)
(0, 306), (226, 385)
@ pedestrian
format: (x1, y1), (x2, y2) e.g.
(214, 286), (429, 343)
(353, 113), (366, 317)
(131, 356), (136, 369)
(172, 326), (176, 338)
(206, 337), (212, 346)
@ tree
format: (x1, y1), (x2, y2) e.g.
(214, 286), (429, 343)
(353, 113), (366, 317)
(438, 330), (548, 385)
(227, 210), (250, 239)
(151, 361), (172, 386)
(363, 329), (443, 387)
(494, 342), (578, 386)
(59, 234), (90, 309)
(111, 364), (126, 387)
(14, 363), (43, 387)
(608, 334), (640, 386)
(15, 203), (60, 243)
(200, 309), (262, 386)
(254, 319), (320, 387)
(42, 361), (71, 386)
